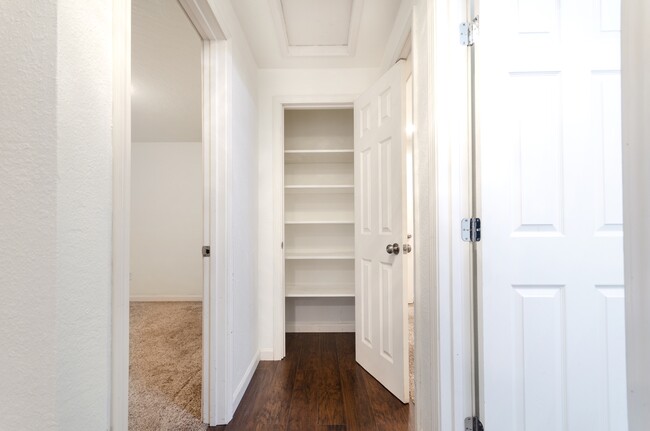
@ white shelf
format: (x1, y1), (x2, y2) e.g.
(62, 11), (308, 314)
(284, 150), (353, 164)
(285, 220), (354, 225)
(285, 284), (354, 298)
(285, 250), (355, 260)
(285, 185), (354, 194)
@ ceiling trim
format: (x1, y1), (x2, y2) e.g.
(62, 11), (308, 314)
(269, 0), (364, 57)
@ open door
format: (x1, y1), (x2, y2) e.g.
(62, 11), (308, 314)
(354, 60), (409, 403)
(476, 0), (627, 429)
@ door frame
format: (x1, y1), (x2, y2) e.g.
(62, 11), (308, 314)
(111, 0), (233, 427)
(410, 0), (476, 428)
(271, 95), (357, 360)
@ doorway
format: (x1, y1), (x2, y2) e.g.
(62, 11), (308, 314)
(112, 0), (233, 427)
(273, 49), (416, 416)
(129, 0), (204, 428)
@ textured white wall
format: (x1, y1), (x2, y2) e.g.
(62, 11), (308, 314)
(0, 2), (58, 429)
(55, 1), (112, 428)
(130, 142), (203, 300)
(0, 1), (112, 430)
(257, 68), (380, 354)
(622, 0), (650, 427)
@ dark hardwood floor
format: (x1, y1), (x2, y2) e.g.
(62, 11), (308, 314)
(209, 333), (413, 431)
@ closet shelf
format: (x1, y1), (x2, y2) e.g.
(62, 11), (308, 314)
(285, 185), (354, 194)
(285, 284), (355, 298)
(285, 220), (354, 225)
(284, 149), (353, 164)
(285, 250), (355, 260)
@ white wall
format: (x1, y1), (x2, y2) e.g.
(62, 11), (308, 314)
(130, 141), (203, 300)
(622, 0), (650, 427)
(0, 1), (112, 430)
(257, 68), (380, 355)
(132, 0), (202, 143)
(0, 2), (58, 428)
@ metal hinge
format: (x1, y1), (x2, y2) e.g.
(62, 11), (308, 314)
(465, 416), (484, 431)
(460, 16), (479, 46)
(202, 246), (210, 257)
(461, 218), (481, 242)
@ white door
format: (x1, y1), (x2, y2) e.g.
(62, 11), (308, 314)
(477, 0), (626, 430)
(354, 60), (409, 403)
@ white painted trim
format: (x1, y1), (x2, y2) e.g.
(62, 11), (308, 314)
(111, 1), (131, 430)
(268, 0), (364, 57)
(231, 351), (261, 413)
(200, 38), (212, 426)
(622, 0), (650, 427)
(272, 95), (356, 361)
(409, 0), (475, 430)
(434, 0), (474, 426)
(259, 348), (274, 361)
(129, 296), (202, 302)
(179, 0), (227, 40)
(112, 0), (232, 428)
(381, 0), (415, 70)
(286, 322), (355, 333)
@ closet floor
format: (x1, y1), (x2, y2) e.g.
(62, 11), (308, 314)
(211, 333), (414, 431)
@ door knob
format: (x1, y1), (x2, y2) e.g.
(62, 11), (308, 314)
(403, 244), (412, 254)
(386, 243), (400, 255)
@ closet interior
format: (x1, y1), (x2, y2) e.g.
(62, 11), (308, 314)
(284, 108), (355, 332)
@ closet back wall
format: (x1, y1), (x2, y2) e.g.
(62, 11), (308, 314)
(130, 0), (202, 301)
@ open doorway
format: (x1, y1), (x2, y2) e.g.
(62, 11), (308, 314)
(129, 0), (204, 428)
(265, 36), (417, 430)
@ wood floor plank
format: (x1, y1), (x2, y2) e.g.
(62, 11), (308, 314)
(335, 332), (356, 371)
(226, 361), (278, 430)
(286, 333), (320, 431)
(340, 367), (380, 431)
(318, 333), (346, 425)
(254, 333), (302, 428)
(361, 367), (410, 431)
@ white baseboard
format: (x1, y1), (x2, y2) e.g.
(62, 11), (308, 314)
(130, 295), (202, 302)
(231, 350), (260, 414)
(286, 321), (355, 333)
(259, 348), (274, 361)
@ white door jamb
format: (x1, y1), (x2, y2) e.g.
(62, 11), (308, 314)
(111, 0), (233, 427)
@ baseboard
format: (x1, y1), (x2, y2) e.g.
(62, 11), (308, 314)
(286, 321), (355, 333)
(259, 348), (274, 361)
(130, 295), (202, 302)
(231, 350), (260, 414)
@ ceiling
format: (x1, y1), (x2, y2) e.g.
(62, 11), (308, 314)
(231, 0), (405, 69)
(131, 0), (202, 143)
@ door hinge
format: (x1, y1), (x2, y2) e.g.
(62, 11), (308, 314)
(461, 218), (481, 242)
(202, 246), (210, 257)
(460, 16), (479, 46)
(465, 416), (484, 431)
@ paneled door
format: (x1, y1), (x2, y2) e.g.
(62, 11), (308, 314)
(476, 0), (626, 429)
(354, 60), (409, 403)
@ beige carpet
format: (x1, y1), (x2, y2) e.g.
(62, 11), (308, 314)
(409, 303), (415, 402)
(129, 302), (207, 431)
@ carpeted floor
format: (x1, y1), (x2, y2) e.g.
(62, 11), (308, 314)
(129, 302), (206, 431)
